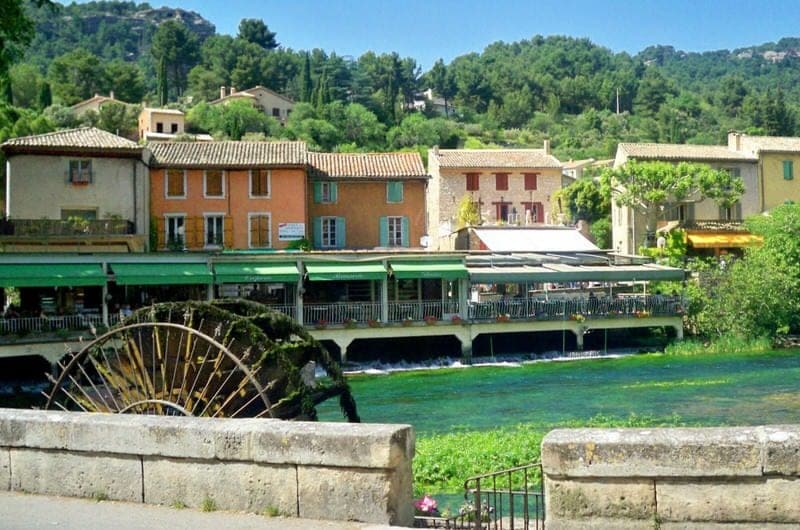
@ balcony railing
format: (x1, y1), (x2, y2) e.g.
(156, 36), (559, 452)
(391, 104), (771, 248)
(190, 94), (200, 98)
(0, 313), (120, 336)
(5, 219), (135, 237)
(303, 302), (382, 326)
(468, 295), (683, 322)
(388, 300), (460, 322)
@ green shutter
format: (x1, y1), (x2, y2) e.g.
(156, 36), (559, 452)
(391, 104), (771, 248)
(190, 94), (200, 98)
(379, 216), (388, 246)
(330, 182), (338, 203)
(313, 217), (322, 248)
(313, 182), (322, 203)
(784, 161), (794, 180)
(387, 181), (403, 203)
(401, 216), (410, 247)
(335, 217), (346, 248)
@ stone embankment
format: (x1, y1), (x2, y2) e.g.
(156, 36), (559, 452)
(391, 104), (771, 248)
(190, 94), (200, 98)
(542, 425), (800, 529)
(0, 410), (414, 526)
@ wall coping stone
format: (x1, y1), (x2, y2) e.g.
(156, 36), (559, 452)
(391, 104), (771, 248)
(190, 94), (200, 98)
(0, 409), (414, 469)
(542, 425), (800, 478)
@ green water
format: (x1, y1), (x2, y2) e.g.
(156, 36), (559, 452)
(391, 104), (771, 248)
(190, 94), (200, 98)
(318, 350), (800, 434)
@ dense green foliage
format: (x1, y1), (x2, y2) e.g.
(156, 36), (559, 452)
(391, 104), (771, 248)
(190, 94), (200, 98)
(5, 1), (800, 158)
(413, 414), (685, 494)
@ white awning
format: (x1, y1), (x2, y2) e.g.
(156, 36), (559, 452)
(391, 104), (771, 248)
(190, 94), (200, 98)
(473, 228), (600, 253)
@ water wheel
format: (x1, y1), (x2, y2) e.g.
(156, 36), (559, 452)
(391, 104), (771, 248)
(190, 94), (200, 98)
(44, 300), (360, 421)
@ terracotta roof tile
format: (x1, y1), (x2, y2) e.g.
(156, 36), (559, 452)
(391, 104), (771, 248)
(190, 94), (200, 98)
(433, 149), (561, 169)
(739, 135), (800, 153)
(618, 143), (757, 162)
(1, 127), (140, 153)
(308, 152), (428, 179)
(149, 141), (307, 168)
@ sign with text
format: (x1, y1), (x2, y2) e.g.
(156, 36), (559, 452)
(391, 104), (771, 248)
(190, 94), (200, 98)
(278, 222), (305, 241)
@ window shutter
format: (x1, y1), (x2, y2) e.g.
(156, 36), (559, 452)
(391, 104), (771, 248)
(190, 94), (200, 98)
(330, 182), (338, 203)
(313, 217), (322, 248)
(687, 202), (695, 221)
(524, 173), (538, 190)
(313, 182), (322, 203)
(335, 217), (346, 248)
(379, 216), (388, 246)
(223, 216), (233, 246)
(735, 202), (742, 220)
(784, 161), (794, 180)
(387, 181), (403, 203)
(535, 202), (544, 223)
(401, 216), (410, 247)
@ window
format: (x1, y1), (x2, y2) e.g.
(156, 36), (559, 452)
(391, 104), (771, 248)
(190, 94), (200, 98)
(204, 170), (225, 198)
(495, 173), (509, 191)
(170, 123), (179, 134)
(156, 122), (164, 133)
(68, 160), (92, 184)
(465, 173), (480, 191)
(719, 202), (742, 221)
(165, 214), (185, 249)
(524, 173), (538, 190)
(165, 169), (186, 198)
(313, 181), (337, 203)
(380, 216), (409, 247)
(521, 201), (543, 223)
(248, 213), (271, 248)
(386, 181), (404, 203)
(272, 108), (281, 117)
(784, 160), (794, 180)
(204, 215), (224, 247)
(493, 201), (511, 222)
(322, 217), (338, 248)
(250, 169), (271, 197)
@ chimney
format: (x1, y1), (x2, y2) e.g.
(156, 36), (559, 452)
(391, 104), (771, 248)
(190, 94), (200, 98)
(432, 145), (439, 156)
(220, 86), (226, 99)
(109, 90), (115, 100)
(728, 130), (741, 151)
(543, 139), (551, 155)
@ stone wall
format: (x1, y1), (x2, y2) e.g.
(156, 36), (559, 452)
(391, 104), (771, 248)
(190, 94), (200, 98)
(542, 426), (800, 529)
(0, 409), (415, 526)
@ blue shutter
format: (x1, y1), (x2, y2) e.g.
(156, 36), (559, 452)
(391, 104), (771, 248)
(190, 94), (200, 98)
(401, 216), (410, 247)
(313, 182), (322, 203)
(313, 217), (322, 248)
(330, 182), (338, 203)
(784, 161), (794, 180)
(387, 181), (403, 203)
(379, 216), (388, 246)
(335, 217), (346, 248)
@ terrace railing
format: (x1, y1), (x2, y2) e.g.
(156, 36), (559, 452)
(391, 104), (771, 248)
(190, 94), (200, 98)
(469, 295), (683, 322)
(6, 219), (135, 237)
(267, 304), (296, 320)
(0, 313), (119, 336)
(303, 302), (382, 326)
(388, 300), (460, 322)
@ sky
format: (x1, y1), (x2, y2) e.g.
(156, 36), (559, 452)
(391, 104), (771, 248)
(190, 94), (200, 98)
(69, 0), (800, 70)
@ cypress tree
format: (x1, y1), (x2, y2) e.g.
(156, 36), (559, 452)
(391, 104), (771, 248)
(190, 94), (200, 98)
(1, 78), (12, 105)
(300, 52), (312, 103)
(37, 82), (52, 109)
(157, 56), (168, 106)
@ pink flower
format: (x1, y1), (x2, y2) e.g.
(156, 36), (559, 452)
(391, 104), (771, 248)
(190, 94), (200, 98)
(414, 495), (438, 514)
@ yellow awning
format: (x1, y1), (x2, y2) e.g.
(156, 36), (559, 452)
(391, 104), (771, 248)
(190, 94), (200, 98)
(686, 233), (763, 248)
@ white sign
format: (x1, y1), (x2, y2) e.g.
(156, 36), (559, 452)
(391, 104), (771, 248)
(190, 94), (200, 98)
(278, 222), (305, 241)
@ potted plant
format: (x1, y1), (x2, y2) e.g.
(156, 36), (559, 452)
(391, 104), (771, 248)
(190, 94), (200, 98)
(450, 315), (464, 325)
(495, 313), (511, 323)
(367, 318), (382, 328)
(314, 319), (328, 330)
(401, 316), (414, 327)
(423, 315), (438, 326)
(343, 318), (358, 329)
(570, 313), (586, 323)
(414, 495), (439, 517)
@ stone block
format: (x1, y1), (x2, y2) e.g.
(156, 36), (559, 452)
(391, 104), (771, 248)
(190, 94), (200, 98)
(1, 449), (9, 491)
(542, 427), (763, 478)
(763, 426), (800, 476)
(660, 524), (799, 529)
(10, 448), (142, 502)
(544, 477), (655, 521)
(544, 519), (657, 530)
(297, 464), (413, 526)
(656, 478), (800, 523)
(142, 456), (297, 515)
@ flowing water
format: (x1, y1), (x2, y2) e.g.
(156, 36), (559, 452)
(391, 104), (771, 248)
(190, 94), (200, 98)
(318, 350), (800, 434)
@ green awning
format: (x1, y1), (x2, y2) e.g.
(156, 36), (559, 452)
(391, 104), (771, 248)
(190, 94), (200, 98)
(390, 259), (468, 280)
(214, 262), (299, 284)
(469, 264), (686, 284)
(305, 262), (387, 281)
(0, 263), (106, 288)
(112, 263), (212, 285)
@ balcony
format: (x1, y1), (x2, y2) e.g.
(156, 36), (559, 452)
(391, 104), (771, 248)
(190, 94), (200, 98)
(3, 218), (135, 237)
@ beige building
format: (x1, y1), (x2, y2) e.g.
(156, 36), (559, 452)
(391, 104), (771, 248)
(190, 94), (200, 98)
(138, 108), (187, 141)
(69, 92), (125, 118)
(427, 143), (563, 250)
(211, 86), (294, 124)
(1, 127), (150, 252)
(611, 142), (759, 255)
(729, 132), (800, 211)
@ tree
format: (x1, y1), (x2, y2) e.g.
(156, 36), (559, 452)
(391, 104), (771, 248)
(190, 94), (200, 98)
(0, 0), (53, 84)
(427, 59), (456, 117)
(151, 20), (198, 102)
(105, 60), (145, 103)
(237, 19), (278, 50)
(633, 68), (677, 117)
(187, 100), (276, 140)
(9, 63), (43, 108)
(456, 194), (481, 227)
(47, 49), (108, 105)
(37, 81), (52, 109)
(299, 53), (313, 103)
(554, 176), (610, 223)
(321, 102), (385, 148)
(603, 160), (745, 247)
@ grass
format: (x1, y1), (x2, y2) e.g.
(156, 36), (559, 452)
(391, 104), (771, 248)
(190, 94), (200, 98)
(92, 492), (109, 502)
(200, 497), (217, 512)
(413, 413), (686, 495)
(664, 334), (772, 356)
(171, 500), (187, 509)
(262, 506), (281, 517)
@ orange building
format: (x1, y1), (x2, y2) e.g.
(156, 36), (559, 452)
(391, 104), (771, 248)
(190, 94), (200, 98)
(149, 141), (308, 251)
(306, 152), (429, 249)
